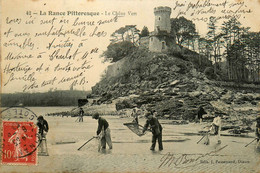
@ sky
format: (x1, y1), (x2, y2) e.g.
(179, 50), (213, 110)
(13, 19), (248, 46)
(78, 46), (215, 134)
(1, 0), (259, 93)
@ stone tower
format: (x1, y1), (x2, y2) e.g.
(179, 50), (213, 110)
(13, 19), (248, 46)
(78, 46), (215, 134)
(149, 6), (175, 52)
(154, 6), (171, 34)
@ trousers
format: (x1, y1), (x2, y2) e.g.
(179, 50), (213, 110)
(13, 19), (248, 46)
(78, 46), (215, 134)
(151, 132), (163, 150)
(100, 128), (112, 149)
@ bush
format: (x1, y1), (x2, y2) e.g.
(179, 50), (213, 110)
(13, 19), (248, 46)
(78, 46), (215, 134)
(102, 41), (136, 62)
(204, 67), (217, 80)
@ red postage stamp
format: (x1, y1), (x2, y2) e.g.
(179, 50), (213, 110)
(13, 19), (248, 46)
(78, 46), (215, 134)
(1, 121), (38, 165)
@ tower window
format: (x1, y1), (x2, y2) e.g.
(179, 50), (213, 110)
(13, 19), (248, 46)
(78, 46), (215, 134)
(162, 41), (166, 49)
(159, 17), (160, 20)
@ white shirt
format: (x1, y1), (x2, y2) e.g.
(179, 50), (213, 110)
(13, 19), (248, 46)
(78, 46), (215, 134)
(212, 116), (221, 127)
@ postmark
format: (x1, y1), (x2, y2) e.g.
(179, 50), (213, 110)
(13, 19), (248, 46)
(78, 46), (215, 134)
(1, 106), (38, 122)
(1, 106), (38, 165)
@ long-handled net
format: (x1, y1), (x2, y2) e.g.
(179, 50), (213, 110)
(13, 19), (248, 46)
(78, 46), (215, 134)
(123, 122), (149, 136)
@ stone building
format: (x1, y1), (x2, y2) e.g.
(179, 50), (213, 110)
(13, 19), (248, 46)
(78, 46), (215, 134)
(148, 6), (176, 52)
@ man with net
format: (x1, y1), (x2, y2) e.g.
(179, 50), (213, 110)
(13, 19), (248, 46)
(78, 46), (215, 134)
(79, 107), (84, 122)
(204, 112), (221, 145)
(92, 113), (112, 150)
(256, 116), (260, 146)
(142, 112), (163, 151)
(37, 116), (49, 155)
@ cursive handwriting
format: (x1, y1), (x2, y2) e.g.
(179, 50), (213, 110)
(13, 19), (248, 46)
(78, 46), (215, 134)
(46, 37), (74, 50)
(173, 0), (252, 22)
(3, 38), (35, 50)
(4, 52), (34, 60)
(3, 62), (33, 74)
(49, 48), (80, 61)
(4, 72), (36, 86)
(1, 7), (129, 92)
(159, 145), (228, 169)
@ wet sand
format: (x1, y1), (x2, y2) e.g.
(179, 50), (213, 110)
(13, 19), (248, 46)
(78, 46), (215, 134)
(1, 116), (260, 173)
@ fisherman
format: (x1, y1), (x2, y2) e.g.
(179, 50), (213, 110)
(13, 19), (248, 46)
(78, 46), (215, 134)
(204, 112), (221, 145)
(197, 105), (207, 123)
(79, 107), (84, 122)
(131, 108), (139, 124)
(142, 112), (163, 151)
(37, 116), (49, 155)
(256, 116), (260, 144)
(92, 113), (112, 150)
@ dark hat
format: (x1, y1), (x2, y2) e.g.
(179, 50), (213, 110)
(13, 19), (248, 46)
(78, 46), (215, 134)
(92, 112), (99, 119)
(37, 115), (43, 120)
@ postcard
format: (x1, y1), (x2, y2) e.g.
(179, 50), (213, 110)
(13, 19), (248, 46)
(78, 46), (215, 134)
(1, 0), (260, 172)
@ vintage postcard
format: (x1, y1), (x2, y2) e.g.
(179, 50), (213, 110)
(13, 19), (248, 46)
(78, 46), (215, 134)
(1, 0), (260, 172)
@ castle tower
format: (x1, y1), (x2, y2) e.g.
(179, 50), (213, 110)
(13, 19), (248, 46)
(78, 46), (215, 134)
(154, 7), (171, 34)
(149, 6), (175, 52)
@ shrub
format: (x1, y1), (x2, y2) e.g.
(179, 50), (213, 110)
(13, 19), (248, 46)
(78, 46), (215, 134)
(204, 67), (217, 80)
(102, 41), (136, 62)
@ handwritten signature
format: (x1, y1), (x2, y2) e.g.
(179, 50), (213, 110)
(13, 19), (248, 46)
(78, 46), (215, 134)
(158, 145), (228, 169)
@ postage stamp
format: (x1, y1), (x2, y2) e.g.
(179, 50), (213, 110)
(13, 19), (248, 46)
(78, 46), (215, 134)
(1, 121), (38, 165)
(1, 107), (38, 165)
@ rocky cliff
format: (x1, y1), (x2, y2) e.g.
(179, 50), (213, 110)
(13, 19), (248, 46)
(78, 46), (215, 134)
(92, 48), (259, 123)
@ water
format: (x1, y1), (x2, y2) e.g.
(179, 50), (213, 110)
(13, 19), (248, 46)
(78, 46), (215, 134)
(27, 106), (76, 116)
(1, 106), (76, 116)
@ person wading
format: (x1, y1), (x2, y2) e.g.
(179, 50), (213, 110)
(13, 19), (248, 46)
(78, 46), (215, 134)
(78, 107), (84, 122)
(92, 113), (112, 150)
(131, 108), (139, 124)
(204, 113), (222, 145)
(256, 116), (260, 145)
(198, 105), (207, 123)
(37, 116), (49, 155)
(142, 112), (163, 151)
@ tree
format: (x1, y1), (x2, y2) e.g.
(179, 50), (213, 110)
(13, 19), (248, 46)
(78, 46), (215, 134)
(110, 25), (140, 46)
(170, 17), (196, 47)
(220, 16), (260, 83)
(125, 25), (140, 46)
(140, 26), (149, 37)
(197, 37), (211, 65)
(206, 16), (224, 74)
(110, 27), (127, 43)
(242, 31), (260, 82)
(220, 17), (256, 82)
(102, 41), (136, 62)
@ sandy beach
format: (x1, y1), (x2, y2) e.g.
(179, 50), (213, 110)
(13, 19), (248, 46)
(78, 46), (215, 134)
(1, 115), (259, 173)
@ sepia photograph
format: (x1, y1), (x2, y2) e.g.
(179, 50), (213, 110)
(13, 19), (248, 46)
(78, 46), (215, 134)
(0, 0), (260, 172)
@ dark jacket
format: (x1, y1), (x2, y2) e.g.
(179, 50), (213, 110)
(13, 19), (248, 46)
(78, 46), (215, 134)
(37, 119), (49, 136)
(198, 107), (207, 118)
(97, 117), (109, 135)
(143, 117), (162, 135)
(256, 123), (260, 138)
(79, 109), (84, 116)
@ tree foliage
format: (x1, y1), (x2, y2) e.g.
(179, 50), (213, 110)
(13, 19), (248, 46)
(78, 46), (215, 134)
(170, 17), (196, 47)
(206, 16), (224, 74)
(102, 41), (137, 62)
(110, 25), (140, 46)
(140, 26), (149, 37)
(220, 17), (260, 83)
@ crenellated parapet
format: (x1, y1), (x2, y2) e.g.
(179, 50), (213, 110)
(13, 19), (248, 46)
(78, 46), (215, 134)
(154, 6), (172, 15)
